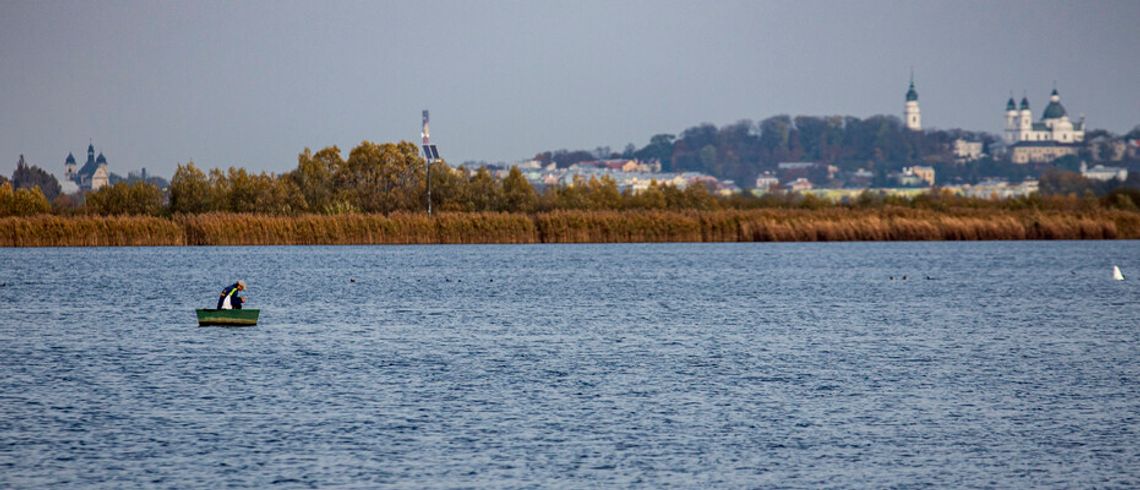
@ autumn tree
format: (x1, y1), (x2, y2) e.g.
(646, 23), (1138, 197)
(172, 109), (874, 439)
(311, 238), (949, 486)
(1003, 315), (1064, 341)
(291, 146), (343, 213)
(627, 180), (667, 209)
(429, 164), (472, 212)
(501, 167), (538, 213)
(209, 167), (305, 215)
(169, 162), (212, 214)
(343, 141), (424, 213)
(585, 175), (623, 210)
(0, 182), (51, 216)
(85, 182), (164, 216)
(466, 167), (501, 212)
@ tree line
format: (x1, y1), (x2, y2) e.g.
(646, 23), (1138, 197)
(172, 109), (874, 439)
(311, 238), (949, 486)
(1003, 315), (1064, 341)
(4, 136), (1140, 218)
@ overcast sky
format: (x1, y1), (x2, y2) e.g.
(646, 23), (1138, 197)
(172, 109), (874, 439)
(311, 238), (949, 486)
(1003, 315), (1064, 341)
(2, 0), (1138, 179)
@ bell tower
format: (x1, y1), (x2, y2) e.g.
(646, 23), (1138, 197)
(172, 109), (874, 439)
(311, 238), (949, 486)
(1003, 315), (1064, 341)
(904, 72), (921, 131)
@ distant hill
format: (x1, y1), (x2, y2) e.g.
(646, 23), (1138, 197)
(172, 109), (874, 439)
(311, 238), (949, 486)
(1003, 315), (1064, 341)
(534, 115), (999, 185)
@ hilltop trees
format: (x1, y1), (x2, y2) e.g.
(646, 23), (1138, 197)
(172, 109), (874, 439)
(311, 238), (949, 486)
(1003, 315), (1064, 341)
(12, 156), (62, 202)
(633, 134), (676, 169)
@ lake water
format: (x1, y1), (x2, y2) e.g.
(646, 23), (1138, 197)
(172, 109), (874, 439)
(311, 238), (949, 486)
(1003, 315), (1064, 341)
(1, 242), (1138, 488)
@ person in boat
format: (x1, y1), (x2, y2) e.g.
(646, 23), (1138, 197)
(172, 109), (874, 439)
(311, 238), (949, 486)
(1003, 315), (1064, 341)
(217, 280), (247, 310)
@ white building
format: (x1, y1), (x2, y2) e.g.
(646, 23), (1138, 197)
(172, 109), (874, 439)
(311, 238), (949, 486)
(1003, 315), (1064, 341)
(1080, 162), (1128, 182)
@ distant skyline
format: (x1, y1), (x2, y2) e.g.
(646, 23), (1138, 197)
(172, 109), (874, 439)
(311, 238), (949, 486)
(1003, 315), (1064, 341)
(3, 0), (1139, 179)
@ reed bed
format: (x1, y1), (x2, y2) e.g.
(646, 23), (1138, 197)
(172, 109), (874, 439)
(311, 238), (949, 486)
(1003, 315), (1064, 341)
(435, 212), (537, 244)
(2, 209), (1137, 247)
(178, 213), (437, 245)
(0, 215), (184, 247)
(535, 210), (703, 243)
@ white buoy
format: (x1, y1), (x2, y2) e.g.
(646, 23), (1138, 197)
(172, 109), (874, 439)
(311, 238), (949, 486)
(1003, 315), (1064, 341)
(1112, 265), (1125, 281)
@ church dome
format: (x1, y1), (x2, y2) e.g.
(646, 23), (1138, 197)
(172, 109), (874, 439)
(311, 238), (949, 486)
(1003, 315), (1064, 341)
(1042, 101), (1067, 120)
(1042, 89), (1066, 119)
(66, 152), (76, 164)
(96, 153), (107, 164)
(1019, 97), (1030, 111)
(1006, 97), (1016, 111)
(905, 81), (918, 102)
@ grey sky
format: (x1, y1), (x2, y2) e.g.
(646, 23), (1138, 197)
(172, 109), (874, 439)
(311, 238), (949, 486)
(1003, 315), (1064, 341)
(2, 0), (1138, 179)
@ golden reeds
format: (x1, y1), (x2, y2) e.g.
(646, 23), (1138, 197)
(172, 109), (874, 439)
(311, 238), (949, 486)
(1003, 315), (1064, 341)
(0, 215), (184, 247)
(1, 208), (1138, 247)
(535, 210), (703, 243)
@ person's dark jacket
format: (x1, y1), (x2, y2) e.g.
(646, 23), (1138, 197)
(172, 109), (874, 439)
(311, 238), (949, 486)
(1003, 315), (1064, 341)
(217, 283), (243, 309)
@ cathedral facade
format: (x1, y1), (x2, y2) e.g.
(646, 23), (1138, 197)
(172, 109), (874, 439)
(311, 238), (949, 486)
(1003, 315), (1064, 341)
(64, 143), (110, 191)
(1004, 89), (1085, 164)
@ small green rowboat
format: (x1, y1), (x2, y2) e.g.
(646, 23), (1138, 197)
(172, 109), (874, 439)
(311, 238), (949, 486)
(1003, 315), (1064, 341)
(196, 309), (260, 327)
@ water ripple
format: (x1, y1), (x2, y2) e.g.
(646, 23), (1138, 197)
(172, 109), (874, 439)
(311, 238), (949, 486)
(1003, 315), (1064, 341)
(1, 242), (1139, 488)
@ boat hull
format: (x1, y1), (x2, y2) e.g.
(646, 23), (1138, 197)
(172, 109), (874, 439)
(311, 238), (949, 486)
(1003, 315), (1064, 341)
(196, 309), (260, 327)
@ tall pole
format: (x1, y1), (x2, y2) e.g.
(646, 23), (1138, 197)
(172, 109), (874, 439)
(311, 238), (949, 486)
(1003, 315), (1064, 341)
(422, 110), (432, 215)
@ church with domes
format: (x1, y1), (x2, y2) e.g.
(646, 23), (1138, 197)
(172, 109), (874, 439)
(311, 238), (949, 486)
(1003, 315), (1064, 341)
(1004, 88), (1085, 163)
(64, 143), (110, 191)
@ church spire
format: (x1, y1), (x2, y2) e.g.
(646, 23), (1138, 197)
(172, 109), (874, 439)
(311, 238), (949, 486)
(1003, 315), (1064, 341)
(905, 70), (918, 102)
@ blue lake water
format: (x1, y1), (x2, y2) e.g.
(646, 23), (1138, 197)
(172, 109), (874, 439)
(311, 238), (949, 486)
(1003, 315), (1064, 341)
(1, 241), (1139, 488)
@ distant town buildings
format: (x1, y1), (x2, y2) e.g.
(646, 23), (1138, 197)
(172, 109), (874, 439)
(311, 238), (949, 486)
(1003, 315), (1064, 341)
(755, 172), (779, 191)
(496, 158), (734, 195)
(1005, 88), (1085, 164)
(907, 166), (935, 186)
(944, 179), (1039, 199)
(953, 138), (984, 162)
(785, 177), (813, 192)
(847, 168), (874, 188)
(64, 143), (110, 191)
(889, 166), (935, 187)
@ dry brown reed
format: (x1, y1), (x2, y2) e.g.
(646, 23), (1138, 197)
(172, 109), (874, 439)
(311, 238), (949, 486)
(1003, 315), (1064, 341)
(0, 215), (184, 247)
(178, 213), (437, 245)
(2, 208), (1138, 247)
(435, 212), (537, 244)
(535, 210), (703, 243)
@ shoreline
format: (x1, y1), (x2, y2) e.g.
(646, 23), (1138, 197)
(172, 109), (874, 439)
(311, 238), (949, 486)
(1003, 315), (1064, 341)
(2, 208), (1138, 247)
